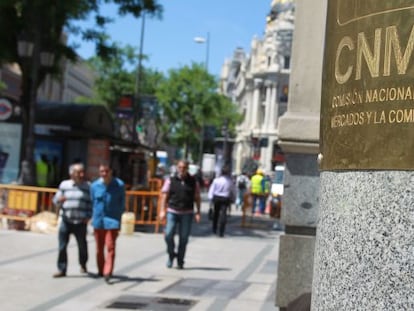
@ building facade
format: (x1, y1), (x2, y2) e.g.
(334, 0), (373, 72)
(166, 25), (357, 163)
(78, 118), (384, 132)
(37, 57), (95, 103)
(220, 0), (295, 174)
(0, 56), (95, 105)
(0, 56), (97, 185)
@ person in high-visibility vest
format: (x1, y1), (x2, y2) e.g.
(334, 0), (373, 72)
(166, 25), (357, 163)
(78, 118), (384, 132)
(250, 169), (265, 215)
(36, 154), (49, 187)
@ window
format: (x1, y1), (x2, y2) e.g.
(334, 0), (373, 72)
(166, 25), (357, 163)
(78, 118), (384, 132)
(284, 56), (290, 69)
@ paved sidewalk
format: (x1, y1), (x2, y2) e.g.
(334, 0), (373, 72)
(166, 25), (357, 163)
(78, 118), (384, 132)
(0, 202), (283, 311)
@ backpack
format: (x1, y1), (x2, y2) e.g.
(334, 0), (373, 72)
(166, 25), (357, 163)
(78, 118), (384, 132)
(238, 177), (247, 190)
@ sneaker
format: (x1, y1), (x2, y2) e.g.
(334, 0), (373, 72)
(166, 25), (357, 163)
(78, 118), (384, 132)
(177, 259), (184, 269)
(166, 253), (176, 268)
(104, 275), (111, 284)
(53, 271), (66, 278)
(166, 257), (173, 268)
(80, 266), (87, 274)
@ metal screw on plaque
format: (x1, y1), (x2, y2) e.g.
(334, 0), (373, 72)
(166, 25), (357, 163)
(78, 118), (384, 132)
(317, 153), (323, 167)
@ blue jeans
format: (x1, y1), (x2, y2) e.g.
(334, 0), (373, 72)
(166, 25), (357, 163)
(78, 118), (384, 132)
(252, 194), (266, 214)
(236, 189), (246, 209)
(57, 219), (88, 273)
(164, 212), (193, 266)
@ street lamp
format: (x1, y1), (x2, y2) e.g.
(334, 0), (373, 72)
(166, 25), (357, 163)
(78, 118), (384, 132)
(133, 12), (158, 180)
(17, 38), (34, 59)
(193, 32), (210, 71)
(194, 32), (210, 167)
(133, 12), (146, 144)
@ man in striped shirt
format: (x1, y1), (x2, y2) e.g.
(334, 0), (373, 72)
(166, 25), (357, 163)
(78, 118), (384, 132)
(52, 163), (92, 278)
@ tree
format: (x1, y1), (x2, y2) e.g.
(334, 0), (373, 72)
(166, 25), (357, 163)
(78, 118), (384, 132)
(76, 44), (164, 145)
(0, 81), (5, 93)
(79, 44), (137, 110)
(78, 43), (165, 143)
(0, 0), (162, 185)
(79, 43), (165, 111)
(155, 63), (241, 163)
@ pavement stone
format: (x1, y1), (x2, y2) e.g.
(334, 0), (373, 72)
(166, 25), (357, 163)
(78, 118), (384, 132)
(0, 200), (283, 311)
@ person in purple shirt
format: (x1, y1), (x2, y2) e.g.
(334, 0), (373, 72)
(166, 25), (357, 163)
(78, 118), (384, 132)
(208, 165), (236, 237)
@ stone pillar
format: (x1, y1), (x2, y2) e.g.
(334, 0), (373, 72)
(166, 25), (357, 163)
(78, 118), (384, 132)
(262, 136), (276, 173)
(312, 171), (414, 310)
(263, 82), (273, 130)
(275, 0), (327, 309)
(312, 1), (414, 309)
(251, 78), (262, 130)
(235, 138), (245, 173)
(243, 86), (253, 129)
(269, 83), (278, 129)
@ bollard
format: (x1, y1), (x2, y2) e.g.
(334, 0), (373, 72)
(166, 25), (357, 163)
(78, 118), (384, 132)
(121, 212), (135, 235)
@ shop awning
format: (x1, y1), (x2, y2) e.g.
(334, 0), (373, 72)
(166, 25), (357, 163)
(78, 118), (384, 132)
(36, 101), (114, 137)
(35, 101), (152, 151)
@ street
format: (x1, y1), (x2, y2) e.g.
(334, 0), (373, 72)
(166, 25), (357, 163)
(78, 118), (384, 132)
(0, 202), (282, 311)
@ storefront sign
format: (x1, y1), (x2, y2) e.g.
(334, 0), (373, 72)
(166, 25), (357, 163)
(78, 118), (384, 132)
(0, 123), (22, 183)
(0, 98), (13, 121)
(320, 1), (414, 170)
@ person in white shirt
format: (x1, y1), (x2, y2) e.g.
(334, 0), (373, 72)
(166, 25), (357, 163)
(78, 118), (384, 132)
(208, 166), (236, 237)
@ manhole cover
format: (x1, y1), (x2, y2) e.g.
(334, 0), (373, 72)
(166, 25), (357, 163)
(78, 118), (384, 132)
(106, 295), (151, 309)
(106, 301), (148, 309)
(156, 297), (197, 306)
(106, 295), (197, 310)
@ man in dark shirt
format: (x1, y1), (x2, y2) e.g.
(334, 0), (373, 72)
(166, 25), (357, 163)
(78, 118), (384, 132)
(159, 160), (201, 269)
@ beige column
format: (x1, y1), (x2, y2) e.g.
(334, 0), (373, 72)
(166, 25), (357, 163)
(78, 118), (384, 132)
(275, 0), (326, 309)
(251, 78), (262, 130)
(235, 139), (245, 174)
(269, 83), (278, 129)
(244, 85), (254, 129)
(263, 82), (273, 130)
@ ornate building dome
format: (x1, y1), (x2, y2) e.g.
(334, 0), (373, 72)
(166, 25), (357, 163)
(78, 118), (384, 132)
(269, 0), (295, 22)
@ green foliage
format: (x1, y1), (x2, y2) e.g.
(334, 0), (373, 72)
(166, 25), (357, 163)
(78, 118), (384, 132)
(155, 63), (241, 161)
(83, 43), (165, 113)
(0, 0), (162, 185)
(140, 68), (165, 95)
(0, 0), (162, 88)
(86, 44), (135, 111)
(0, 80), (6, 93)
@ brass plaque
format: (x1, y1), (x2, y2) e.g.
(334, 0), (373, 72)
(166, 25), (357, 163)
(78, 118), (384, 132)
(320, 0), (414, 170)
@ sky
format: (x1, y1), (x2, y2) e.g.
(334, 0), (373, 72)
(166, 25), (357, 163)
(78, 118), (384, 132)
(70, 1), (273, 77)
